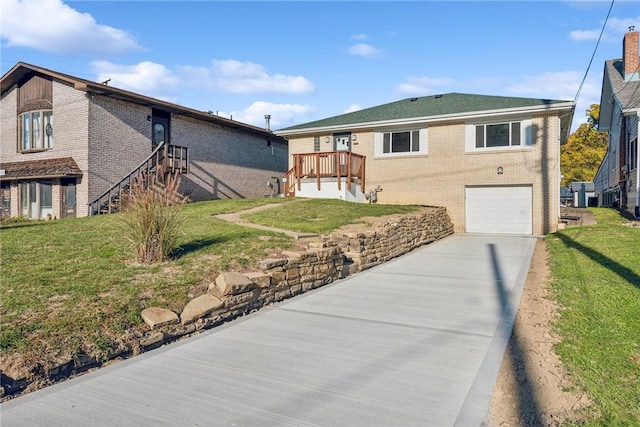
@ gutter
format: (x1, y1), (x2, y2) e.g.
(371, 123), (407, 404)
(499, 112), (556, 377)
(276, 102), (575, 136)
(636, 110), (640, 218)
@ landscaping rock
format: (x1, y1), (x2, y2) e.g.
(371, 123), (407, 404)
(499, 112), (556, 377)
(243, 271), (272, 288)
(180, 294), (223, 325)
(141, 307), (179, 329)
(212, 272), (254, 297)
(140, 331), (165, 350)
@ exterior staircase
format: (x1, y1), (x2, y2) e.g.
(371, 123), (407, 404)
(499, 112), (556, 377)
(89, 142), (189, 215)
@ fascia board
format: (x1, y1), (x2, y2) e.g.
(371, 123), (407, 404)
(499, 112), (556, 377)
(276, 102), (575, 136)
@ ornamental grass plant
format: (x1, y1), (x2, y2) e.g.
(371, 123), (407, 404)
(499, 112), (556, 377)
(120, 167), (186, 264)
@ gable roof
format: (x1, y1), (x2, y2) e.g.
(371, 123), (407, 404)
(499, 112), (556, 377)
(1, 62), (286, 143)
(598, 59), (640, 131)
(276, 93), (574, 135)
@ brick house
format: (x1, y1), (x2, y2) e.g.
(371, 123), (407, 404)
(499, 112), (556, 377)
(0, 62), (288, 219)
(276, 93), (574, 235)
(593, 28), (640, 216)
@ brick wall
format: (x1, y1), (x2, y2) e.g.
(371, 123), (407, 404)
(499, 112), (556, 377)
(87, 95), (151, 205)
(0, 80), (90, 218)
(172, 115), (288, 200)
(0, 87), (18, 160)
(286, 113), (562, 235)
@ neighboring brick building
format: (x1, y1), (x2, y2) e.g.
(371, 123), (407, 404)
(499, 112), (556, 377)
(277, 93), (574, 235)
(594, 28), (640, 216)
(0, 62), (287, 219)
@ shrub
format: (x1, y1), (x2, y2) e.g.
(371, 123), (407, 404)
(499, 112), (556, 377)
(120, 167), (186, 264)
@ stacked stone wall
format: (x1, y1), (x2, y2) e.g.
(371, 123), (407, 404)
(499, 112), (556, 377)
(1, 208), (453, 398)
(141, 206), (453, 342)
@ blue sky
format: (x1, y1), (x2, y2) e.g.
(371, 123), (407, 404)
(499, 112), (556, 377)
(1, 1), (639, 131)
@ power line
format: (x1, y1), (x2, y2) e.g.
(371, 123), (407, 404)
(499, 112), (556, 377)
(574, 0), (615, 104)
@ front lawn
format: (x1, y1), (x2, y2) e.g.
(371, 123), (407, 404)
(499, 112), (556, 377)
(0, 198), (417, 373)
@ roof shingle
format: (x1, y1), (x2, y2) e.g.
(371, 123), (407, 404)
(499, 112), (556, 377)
(0, 157), (82, 180)
(277, 93), (572, 132)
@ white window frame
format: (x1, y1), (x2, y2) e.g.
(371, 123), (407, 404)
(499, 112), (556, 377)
(19, 181), (53, 219)
(18, 110), (53, 152)
(465, 118), (532, 152)
(374, 128), (427, 158)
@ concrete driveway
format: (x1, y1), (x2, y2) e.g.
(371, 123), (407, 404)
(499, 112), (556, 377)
(1, 234), (536, 427)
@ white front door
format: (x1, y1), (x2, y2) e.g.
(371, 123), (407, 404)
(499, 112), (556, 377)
(334, 133), (351, 152)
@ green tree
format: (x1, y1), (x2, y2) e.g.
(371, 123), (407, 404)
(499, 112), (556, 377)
(561, 104), (608, 186)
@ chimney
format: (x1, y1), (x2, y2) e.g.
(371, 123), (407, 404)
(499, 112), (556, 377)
(623, 26), (639, 82)
(264, 114), (271, 131)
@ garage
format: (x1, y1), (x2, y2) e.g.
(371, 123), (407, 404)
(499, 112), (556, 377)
(465, 185), (533, 234)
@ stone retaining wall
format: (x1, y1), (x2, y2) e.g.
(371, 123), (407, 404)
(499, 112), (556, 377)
(140, 206), (453, 342)
(1, 207), (453, 399)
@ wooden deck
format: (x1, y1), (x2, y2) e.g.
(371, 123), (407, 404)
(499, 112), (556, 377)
(284, 151), (365, 197)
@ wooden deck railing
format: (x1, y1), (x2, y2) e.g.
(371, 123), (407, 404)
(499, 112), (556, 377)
(284, 151), (365, 197)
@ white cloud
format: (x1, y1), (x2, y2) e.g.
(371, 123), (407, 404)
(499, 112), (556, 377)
(507, 70), (602, 128)
(220, 101), (315, 129)
(607, 16), (640, 34)
(348, 43), (381, 57)
(343, 104), (362, 113)
(352, 34), (368, 41)
(396, 76), (457, 95)
(569, 29), (602, 41)
(0, 0), (141, 54)
(179, 60), (315, 94)
(569, 15), (639, 42)
(90, 60), (180, 95)
(507, 71), (584, 101)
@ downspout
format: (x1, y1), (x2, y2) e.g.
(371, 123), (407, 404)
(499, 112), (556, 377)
(558, 109), (574, 219)
(558, 116), (562, 219)
(636, 110), (640, 218)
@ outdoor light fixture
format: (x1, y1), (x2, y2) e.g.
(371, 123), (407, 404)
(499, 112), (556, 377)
(325, 137), (330, 143)
(497, 167), (504, 175)
(352, 134), (357, 141)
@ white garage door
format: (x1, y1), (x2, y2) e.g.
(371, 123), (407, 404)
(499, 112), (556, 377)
(465, 186), (533, 234)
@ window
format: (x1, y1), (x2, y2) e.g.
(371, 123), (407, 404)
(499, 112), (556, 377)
(466, 119), (531, 152)
(375, 129), (427, 157)
(630, 137), (638, 171)
(18, 110), (53, 152)
(19, 181), (52, 219)
(313, 136), (320, 152)
(475, 122), (521, 148)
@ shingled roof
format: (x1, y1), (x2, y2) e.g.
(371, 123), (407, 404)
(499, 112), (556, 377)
(0, 157), (82, 180)
(277, 93), (573, 134)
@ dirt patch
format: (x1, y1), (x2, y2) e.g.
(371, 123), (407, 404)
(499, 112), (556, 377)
(486, 239), (591, 426)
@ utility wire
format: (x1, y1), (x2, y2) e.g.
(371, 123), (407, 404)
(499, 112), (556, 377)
(574, 0), (615, 104)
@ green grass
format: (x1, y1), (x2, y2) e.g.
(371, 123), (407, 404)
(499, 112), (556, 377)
(242, 198), (420, 233)
(0, 198), (414, 367)
(0, 198), (291, 361)
(547, 208), (640, 425)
